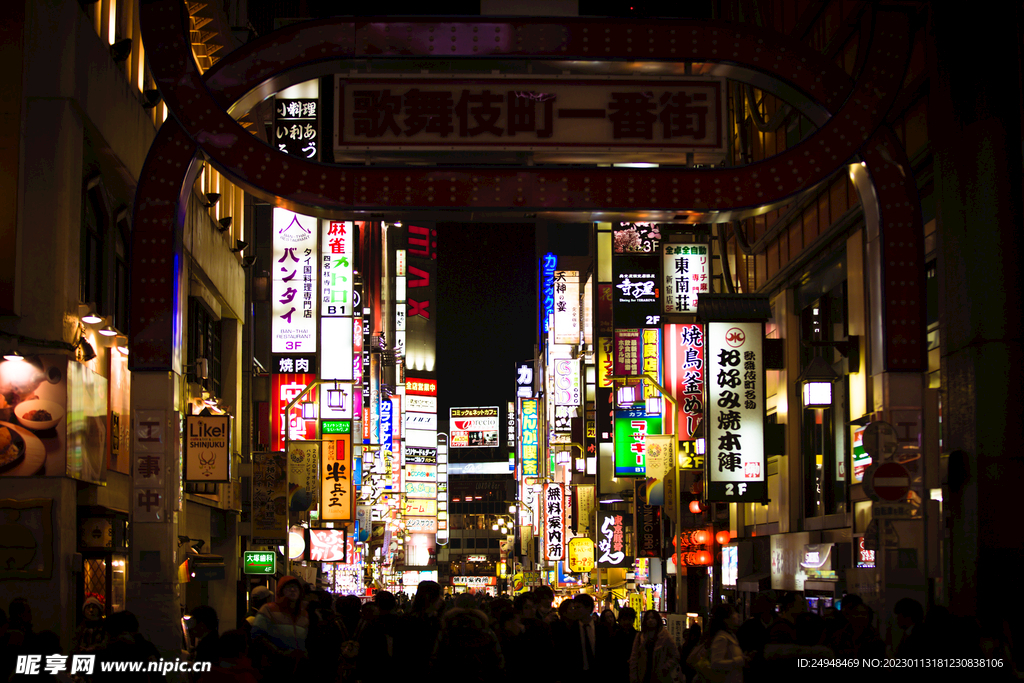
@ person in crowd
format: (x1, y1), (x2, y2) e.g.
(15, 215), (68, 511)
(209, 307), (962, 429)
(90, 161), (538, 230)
(551, 598), (591, 683)
(305, 591), (344, 682)
(702, 604), (749, 683)
(629, 610), (681, 683)
(188, 605), (220, 674)
(243, 587), (273, 630)
(736, 590), (775, 680)
(894, 597), (926, 658)
(93, 611), (160, 683)
(197, 629), (258, 683)
(9, 630), (66, 683)
(72, 597), (107, 657)
(677, 624), (701, 683)
(335, 595), (362, 639)
(394, 581), (445, 679)
(612, 607), (640, 683)
(432, 606), (504, 683)
(533, 585), (558, 624)
(250, 576), (309, 677)
(827, 595), (884, 659)
(1, 599), (34, 683)
(512, 591), (554, 683)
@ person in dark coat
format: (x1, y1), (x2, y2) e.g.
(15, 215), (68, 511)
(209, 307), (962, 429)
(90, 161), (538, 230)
(432, 608), (503, 683)
(197, 630), (259, 683)
(894, 597), (927, 658)
(612, 607), (639, 683)
(93, 611), (160, 683)
(188, 605), (221, 676)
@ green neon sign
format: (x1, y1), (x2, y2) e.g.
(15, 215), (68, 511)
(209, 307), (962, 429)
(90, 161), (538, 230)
(322, 420), (352, 434)
(242, 551), (276, 575)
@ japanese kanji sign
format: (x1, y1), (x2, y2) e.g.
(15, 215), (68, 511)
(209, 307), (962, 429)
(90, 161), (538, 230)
(553, 270), (580, 345)
(271, 373), (317, 452)
(597, 511), (633, 568)
(272, 209), (317, 353)
(615, 406), (662, 477)
(133, 409), (165, 522)
(519, 398), (539, 476)
(321, 220), (354, 316)
(662, 244), (709, 314)
(273, 98), (319, 159)
(706, 322), (765, 502)
(336, 78), (724, 153)
(666, 323), (705, 441)
(613, 254), (661, 328)
(543, 483), (565, 562)
(320, 433), (352, 521)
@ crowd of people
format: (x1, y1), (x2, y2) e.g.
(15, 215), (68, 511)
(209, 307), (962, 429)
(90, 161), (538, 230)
(1, 585), (1021, 682)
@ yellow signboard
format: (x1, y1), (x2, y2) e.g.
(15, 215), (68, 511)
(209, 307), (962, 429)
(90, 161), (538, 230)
(567, 537), (595, 573)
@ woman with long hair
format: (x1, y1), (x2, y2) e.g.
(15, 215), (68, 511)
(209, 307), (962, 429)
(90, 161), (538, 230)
(629, 611), (682, 683)
(691, 604), (748, 683)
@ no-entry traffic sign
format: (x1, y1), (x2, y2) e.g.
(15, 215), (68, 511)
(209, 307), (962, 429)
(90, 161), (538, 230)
(868, 462), (910, 501)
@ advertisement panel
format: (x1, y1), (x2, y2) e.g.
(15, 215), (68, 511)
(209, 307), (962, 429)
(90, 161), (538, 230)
(321, 220), (354, 316)
(614, 408), (661, 477)
(272, 209), (317, 353)
(666, 323), (705, 441)
(643, 435), (673, 506)
(597, 511), (633, 568)
(107, 353), (131, 474)
(308, 528), (348, 562)
(252, 451), (288, 545)
(320, 433), (353, 521)
(68, 360), (108, 484)
(706, 322), (765, 503)
(553, 270), (580, 345)
(552, 358), (582, 407)
(613, 254), (661, 328)
(184, 415), (230, 482)
(543, 483), (566, 562)
(662, 244), (709, 314)
(271, 373), (317, 451)
(450, 407), (499, 448)
(288, 440), (319, 509)
(0, 355), (68, 477)
(519, 398), (538, 476)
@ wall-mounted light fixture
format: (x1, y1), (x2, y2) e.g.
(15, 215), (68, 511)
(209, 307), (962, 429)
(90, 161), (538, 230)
(231, 239), (248, 253)
(110, 38), (132, 63)
(217, 217), (232, 233)
(78, 303), (103, 325)
(76, 336), (97, 362)
(98, 323), (118, 338)
(798, 355), (839, 408)
(204, 193), (221, 208)
(142, 89), (162, 109)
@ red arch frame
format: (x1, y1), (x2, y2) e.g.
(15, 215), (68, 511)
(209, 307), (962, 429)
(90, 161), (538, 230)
(131, 2), (921, 370)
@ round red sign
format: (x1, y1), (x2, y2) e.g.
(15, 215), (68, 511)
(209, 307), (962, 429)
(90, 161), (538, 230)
(869, 462), (910, 501)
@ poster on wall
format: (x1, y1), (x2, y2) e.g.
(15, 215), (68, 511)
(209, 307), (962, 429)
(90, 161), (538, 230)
(252, 451), (288, 545)
(107, 353), (131, 474)
(68, 360), (108, 485)
(706, 321), (765, 503)
(288, 440), (320, 510)
(0, 355), (68, 477)
(184, 415), (230, 482)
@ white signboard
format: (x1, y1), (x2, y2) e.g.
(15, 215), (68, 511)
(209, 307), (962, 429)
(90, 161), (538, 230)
(406, 429), (438, 448)
(405, 412), (438, 431)
(552, 358), (582, 407)
(449, 407), (499, 449)
(321, 317), (354, 380)
(320, 382), (354, 420)
(406, 395), (437, 413)
(321, 220), (354, 316)
(706, 322), (765, 502)
(662, 244), (710, 314)
(543, 482), (565, 562)
(273, 209), (317, 352)
(553, 270), (580, 345)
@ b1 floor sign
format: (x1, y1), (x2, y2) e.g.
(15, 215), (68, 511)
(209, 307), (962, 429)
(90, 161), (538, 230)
(865, 461), (910, 501)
